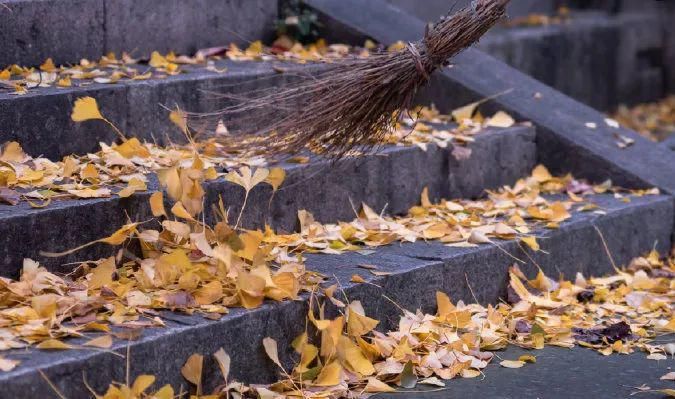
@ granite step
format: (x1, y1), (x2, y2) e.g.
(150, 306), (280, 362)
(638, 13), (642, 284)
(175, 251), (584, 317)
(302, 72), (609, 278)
(0, 192), (671, 398)
(0, 60), (326, 160)
(0, 0), (277, 67)
(382, 345), (675, 399)
(0, 125), (536, 278)
(307, 0), (675, 197)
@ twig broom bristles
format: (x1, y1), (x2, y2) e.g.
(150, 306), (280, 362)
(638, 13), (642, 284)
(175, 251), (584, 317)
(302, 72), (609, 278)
(209, 0), (510, 157)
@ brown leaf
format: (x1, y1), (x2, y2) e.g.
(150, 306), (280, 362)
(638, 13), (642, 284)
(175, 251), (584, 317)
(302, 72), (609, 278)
(181, 353), (203, 393)
(0, 188), (20, 205)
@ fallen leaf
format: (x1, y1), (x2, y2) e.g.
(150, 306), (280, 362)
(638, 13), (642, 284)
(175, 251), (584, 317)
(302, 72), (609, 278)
(521, 236), (540, 251)
(0, 188), (20, 205)
(500, 360), (525, 368)
(661, 372), (675, 381)
(263, 337), (283, 368)
(265, 168), (286, 192)
(131, 375), (155, 396)
(399, 360), (417, 388)
(149, 192), (166, 217)
(365, 377), (395, 393)
(181, 353), (203, 393)
(36, 339), (72, 350)
(486, 111), (515, 128)
(84, 335), (113, 349)
(214, 348), (231, 381)
(314, 361), (342, 386)
(0, 357), (19, 372)
(518, 354), (537, 363)
(71, 97), (104, 122)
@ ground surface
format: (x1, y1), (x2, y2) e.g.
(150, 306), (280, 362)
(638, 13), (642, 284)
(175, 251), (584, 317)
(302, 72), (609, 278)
(381, 346), (674, 399)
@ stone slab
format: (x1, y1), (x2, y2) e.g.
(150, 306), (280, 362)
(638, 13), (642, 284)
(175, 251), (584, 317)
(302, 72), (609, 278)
(0, 60), (319, 160)
(305, 0), (675, 197)
(380, 345), (675, 399)
(0, 127), (536, 278)
(0, 0), (277, 67)
(478, 12), (665, 110)
(0, 193), (670, 397)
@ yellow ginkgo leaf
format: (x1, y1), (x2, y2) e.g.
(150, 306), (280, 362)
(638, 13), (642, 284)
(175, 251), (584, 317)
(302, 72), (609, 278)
(213, 348), (231, 381)
(169, 108), (188, 133)
(131, 375), (156, 396)
(226, 166), (270, 192)
(500, 360), (526, 368)
(71, 97), (104, 122)
(83, 335), (113, 349)
(149, 51), (169, 68)
(486, 111), (515, 128)
(452, 101), (481, 122)
(226, 166), (270, 227)
(313, 361), (342, 386)
(521, 236), (540, 251)
(181, 353), (203, 392)
(263, 337), (283, 368)
(265, 167), (286, 192)
(149, 192), (166, 217)
(36, 339), (72, 350)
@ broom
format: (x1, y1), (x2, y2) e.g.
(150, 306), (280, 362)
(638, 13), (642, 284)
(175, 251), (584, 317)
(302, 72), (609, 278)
(209, 0), (511, 157)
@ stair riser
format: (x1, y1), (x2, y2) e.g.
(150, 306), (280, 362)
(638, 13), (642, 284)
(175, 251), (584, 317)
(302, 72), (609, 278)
(0, 128), (536, 277)
(0, 63), (318, 160)
(2, 194), (671, 397)
(0, 0), (277, 67)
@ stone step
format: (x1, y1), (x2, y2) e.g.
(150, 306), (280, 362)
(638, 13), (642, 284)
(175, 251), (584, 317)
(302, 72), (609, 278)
(1, 10), (664, 162)
(0, 126), (536, 278)
(477, 11), (666, 110)
(324, 3), (666, 110)
(0, 0), (277, 67)
(380, 346), (675, 399)
(0, 193), (671, 397)
(307, 0), (675, 198)
(0, 60), (323, 160)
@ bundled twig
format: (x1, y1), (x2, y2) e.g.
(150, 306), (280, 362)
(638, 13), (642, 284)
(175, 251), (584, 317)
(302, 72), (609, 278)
(208, 0), (510, 157)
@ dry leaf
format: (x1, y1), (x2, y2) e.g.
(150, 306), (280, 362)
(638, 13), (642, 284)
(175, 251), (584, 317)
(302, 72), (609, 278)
(486, 111), (515, 128)
(263, 337), (283, 368)
(36, 339), (72, 350)
(214, 348), (231, 381)
(149, 192), (166, 217)
(181, 353), (203, 392)
(500, 360), (526, 368)
(0, 357), (19, 372)
(71, 97), (104, 122)
(84, 335), (113, 349)
(265, 168), (286, 192)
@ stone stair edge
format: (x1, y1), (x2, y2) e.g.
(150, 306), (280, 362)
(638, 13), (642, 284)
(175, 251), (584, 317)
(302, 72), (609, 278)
(304, 0), (675, 198)
(0, 126), (537, 277)
(0, 192), (671, 397)
(0, 60), (331, 160)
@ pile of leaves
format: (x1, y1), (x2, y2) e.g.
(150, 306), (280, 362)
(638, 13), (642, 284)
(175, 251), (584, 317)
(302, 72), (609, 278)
(0, 159), (323, 372)
(263, 164), (657, 256)
(0, 97), (513, 207)
(0, 38), (386, 95)
(86, 250), (674, 398)
(0, 159), (659, 373)
(612, 96), (675, 142)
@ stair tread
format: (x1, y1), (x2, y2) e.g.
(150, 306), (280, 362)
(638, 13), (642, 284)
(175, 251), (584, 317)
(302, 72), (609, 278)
(381, 346), (674, 399)
(0, 192), (671, 397)
(0, 59), (329, 159)
(0, 126), (536, 277)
